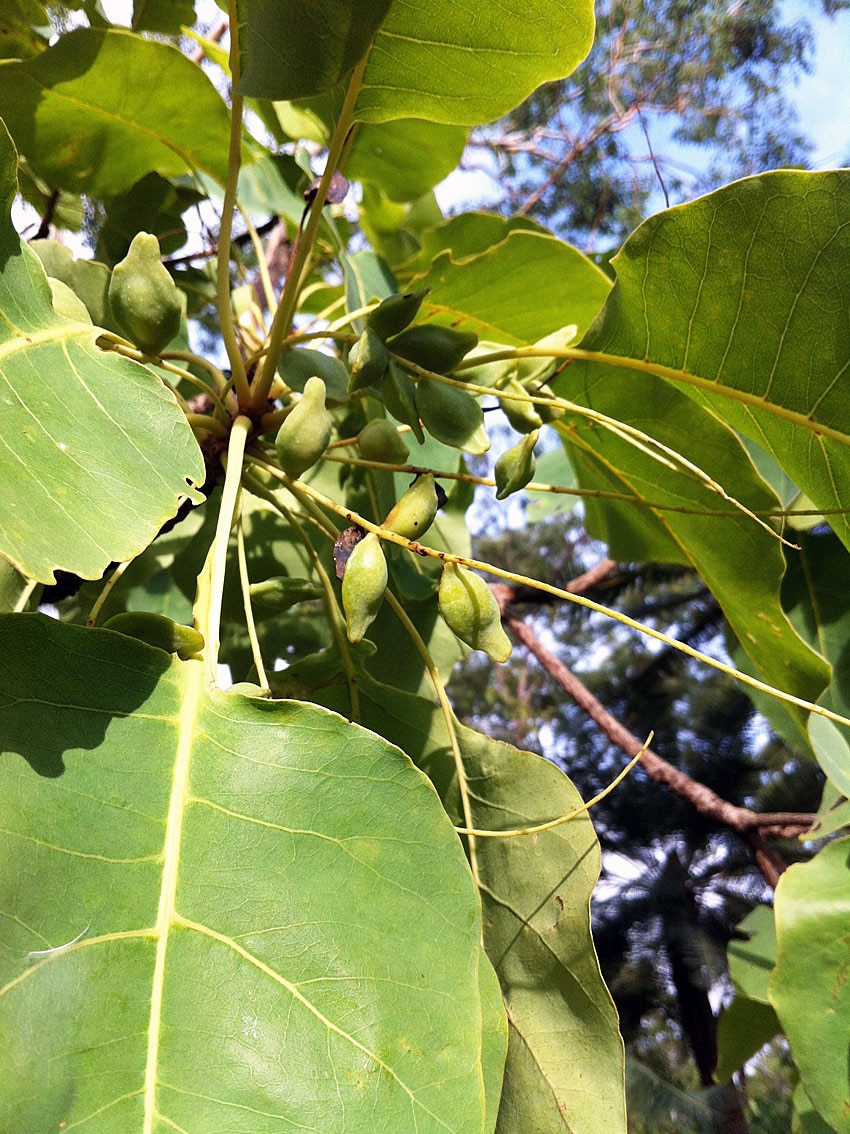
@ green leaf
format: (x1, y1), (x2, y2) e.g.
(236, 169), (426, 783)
(715, 995), (780, 1082)
(132, 0), (195, 34)
(316, 666), (627, 1134)
(238, 0), (394, 100)
(793, 1084), (840, 1134)
(0, 559), (31, 612)
(235, 151), (307, 227)
(574, 170), (850, 554)
(0, 614), (502, 1132)
(809, 716), (850, 799)
(348, 119), (468, 202)
(359, 184), (444, 268)
(355, 0), (596, 126)
(550, 366), (829, 719)
(525, 448), (579, 521)
(237, 0), (595, 127)
(409, 214), (611, 344)
(343, 249), (398, 331)
(770, 838), (850, 1133)
(0, 29), (232, 195)
(0, 122), (205, 583)
(727, 905), (777, 1004)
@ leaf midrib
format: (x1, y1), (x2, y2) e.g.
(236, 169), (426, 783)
(143, 657), (203, 1132)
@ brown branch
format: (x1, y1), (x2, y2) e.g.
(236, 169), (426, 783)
(493, 577), (816, 886)
(35, 190), (60, 240)
(190, 19), (228, 64)
(490, 556), (619, 607)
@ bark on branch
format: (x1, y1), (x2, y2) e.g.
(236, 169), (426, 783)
(492, 572), (815, 887)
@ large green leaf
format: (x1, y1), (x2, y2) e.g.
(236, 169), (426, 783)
(0, 29), (232, 195)
(0, 614), (502, 1132)
(574, 171), (850, 553)
(549, 368), (829, 718)
(358, 0), (595, 126)
(316, 665), (627, 1134)
(770, 838), (850, 1133)
(407, 215), (611, 345)
(0, 123), (204, 583)
(238, 0), (595, 127)
(238, 0), (393, 101)
(132, 0), (195, 34)
(716, 906), (781, 1081)
(348, 119), (468, 203)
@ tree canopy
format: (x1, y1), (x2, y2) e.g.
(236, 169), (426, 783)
(0, 3), (849, 1133)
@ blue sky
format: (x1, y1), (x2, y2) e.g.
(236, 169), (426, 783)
(788, 1), (850, 167)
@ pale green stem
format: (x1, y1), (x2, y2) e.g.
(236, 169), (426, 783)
(161, 350), (231, 397)
(13, 577), (38, 613)
(383, 589), (480, 891)
(251, 53), (370, 411)
(240, 468), (361, 721)
(235, 515), (269, 692)
(187, 413), (229, 437)
(455, 345), (850, 450)
(216, 0), (250, 407)
(320, 452), (847, 520)
(200, 415), (251, 683)
(86, 559), (132, 626)
(457, 743), (648, 838)
(395, 355), (792, 547)
(239, 205), (277, 316)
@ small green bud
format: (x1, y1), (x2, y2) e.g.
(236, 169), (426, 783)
(103, 611), (204, 660)
(494, 431), (538, 500)
(367, 289), (429, 340)
(379, 361), (425, 444)
(415, 380), (490, 454)
(342, 532), (388, 644)
(523, 380), (565, 423)
(275, 376), (333, 479)
(357, 418), (410, 464)
(383, 473), (439, 540)
(438, 564), (512, 663)
(501, 378), (544, 433)
(348, 326), (389, 392)
(389, 324), (478, 374)
(108, 232), (182, 355)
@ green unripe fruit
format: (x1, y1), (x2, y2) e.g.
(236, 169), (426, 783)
(367, 289), (429, 340)
(342, 532), (388, 644)
(275, 376), (333, 479)
(108, 232), (182, 355)
(501, 378), (544, 433)
(523, 381), (565, 423)
(438, 564), (512, 663)
(358, 418), (410, 464)
(389, 324), (478, 374)
(249, 576), (324, 610)
(348, 326), (389, 392)
(415, 380), (490, 455)
(383, 472), (439, 540)
(103, 611), (204, 660)
(495, 431), (538, 500)
(380, 362), (425, 444)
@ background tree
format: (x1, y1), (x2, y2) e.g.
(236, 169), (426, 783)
(468, 0), (849, 246)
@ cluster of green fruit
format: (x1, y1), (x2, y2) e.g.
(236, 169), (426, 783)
(338, 473), (511, 664)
